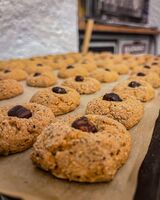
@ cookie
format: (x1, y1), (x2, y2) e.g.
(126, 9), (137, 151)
(25, 61), (52, 74)
(150, 62), (160, 75)
(0, 59), (26, 71)
(62, 76), (101, 94)
(0, 103), (55, 155)
(131, 63), (160, 76)
(31, 115), (131, 182)
(106, 63), (129, 75)
(66, 52), (82, 62)
(86, 92), (144, 129)
(0, 68), (28, 81)
(0, 79), (23, 100)
(89, 68), (119, 83)
(113, 80), (155, 102)
(129, 72), (160, 88)
(30, 86), (80, 116)
(58, 64), (89, 79)
(131, 64), (152, 74)
(27, 72), (57, 87)
(96, 59), (114, 68)
(77, 59), (97, 72)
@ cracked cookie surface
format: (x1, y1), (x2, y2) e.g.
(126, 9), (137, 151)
(31, 115), (131, 182)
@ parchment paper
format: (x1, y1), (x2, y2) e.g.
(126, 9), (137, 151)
(0, 75), (159, 200)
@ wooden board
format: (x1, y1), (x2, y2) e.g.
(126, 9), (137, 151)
(79, 21), (160, 35)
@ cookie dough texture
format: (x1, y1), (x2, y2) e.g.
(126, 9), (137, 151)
(0, 79), (23, 100)
(62, 77), (101, 94)
(129, 72), (160, 88)
(31, 115), (131, 182)
(30, 86), (80, 116)
(89, 68), (119, 83)
(86, 95), (144, 129)
(0, 103), (55, 155)
(0, 69), (28, 81)
(27, 72), (57, 87)
(113, 80), (155, 102)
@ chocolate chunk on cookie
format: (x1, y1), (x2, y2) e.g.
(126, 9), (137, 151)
(128, 81), (141, 88)
(52, 87), (67, 94)
(8, 105), (32, 119)
(103, 93), (122, 102)
(31, 115), (131, 182)
(72, 116), (97, 133)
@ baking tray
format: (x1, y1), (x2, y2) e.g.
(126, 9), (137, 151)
(0, 74), (159, 200)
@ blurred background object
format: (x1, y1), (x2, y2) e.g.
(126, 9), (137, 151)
(78, 0), (160, 55)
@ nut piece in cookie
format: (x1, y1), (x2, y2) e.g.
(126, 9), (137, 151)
(0, 103), (55, 155)
(31, 115), (131, 183)
(30, 86), (80, 116)
(86, 92), (144, 129)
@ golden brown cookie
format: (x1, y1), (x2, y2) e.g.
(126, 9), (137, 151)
(30, 86), (80, 116)
(58, 64), (89, 79)
(107, 62), (129, 75)
(0, 103), (55, 155)
(89, 68), (119, 83)
(25, 61), (52, 74)
(0, 59), (26, 70)
(113, 79), (155, 102)
(129, 71), (160, 88)
(77, 58), (97, 72)
(31, 115), (131, 182)
(0, 79), (23, 100)
(0, 68), (28, 81)
(86, 92), (144, 129)
(27, 72), (57, 87)
(62, 75), (101, 94)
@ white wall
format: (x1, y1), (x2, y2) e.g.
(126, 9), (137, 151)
(148, 0), (160, 54)
(0, 0), (78, 59)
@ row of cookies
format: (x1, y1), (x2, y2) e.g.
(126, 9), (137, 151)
(29, 79), (156, 182)
(0, 52), (159, 183)
(0, 52), (159, 87)
(29, 53), (158, 182)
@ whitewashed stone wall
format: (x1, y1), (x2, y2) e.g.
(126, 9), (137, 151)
(0, 0), (78, 59)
